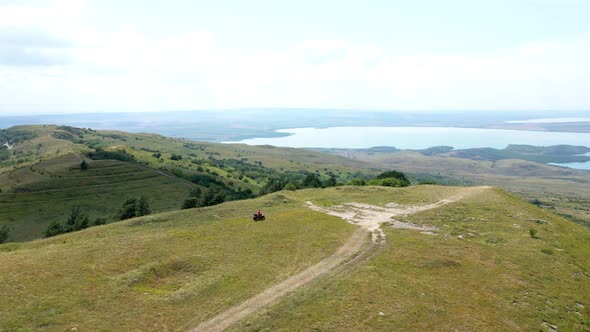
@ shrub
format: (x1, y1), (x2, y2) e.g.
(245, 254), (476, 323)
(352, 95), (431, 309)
(117, 198), (139, 220)
(93, 217), (107, 226)
(348, 178), (367, 186)
(372, 170), (410, 187)
(80, 160), (88, 170)
(44, 220), (64, 237)
(284, 182), (297, 191)
(0, 225), (9, 243)
(182, 197), (200, 209)
(65, 206), (90, 232)
(529, 228), (539, 239)
(117, 196), (151, 220)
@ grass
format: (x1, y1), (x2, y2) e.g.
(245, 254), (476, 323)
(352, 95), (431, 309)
(0, 192), (356, 331)
(322, 149), (590, 227)
(232, 187), (590, 331)
(0, 154), (193, 241)
(0, 125), (379, 241)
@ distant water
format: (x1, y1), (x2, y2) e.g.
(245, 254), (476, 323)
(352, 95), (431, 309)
(506, 117), (590, 124)
(225, 127), (590, 150)
(225, 126), (590, 171)
(549, 162), (590, 170)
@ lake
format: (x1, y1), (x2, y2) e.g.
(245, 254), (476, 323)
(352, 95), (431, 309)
(225, 126), (590, 170)
(225, 126), (590, 150)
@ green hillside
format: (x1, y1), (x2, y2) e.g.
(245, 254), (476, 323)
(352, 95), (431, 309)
(320, 148), (590, 227)
(0, 192), (358, 331)
(0, 125), (377, 241)
(1, 186), (589, 331)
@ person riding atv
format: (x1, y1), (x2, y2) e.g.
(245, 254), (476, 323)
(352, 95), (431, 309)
(253, 209), (265, 221)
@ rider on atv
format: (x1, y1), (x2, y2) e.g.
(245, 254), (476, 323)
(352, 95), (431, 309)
(253, 209), (265, 221)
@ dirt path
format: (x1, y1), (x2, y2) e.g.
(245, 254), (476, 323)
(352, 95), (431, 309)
(189, 186), (491, 331)
(189, 227), (370, 332)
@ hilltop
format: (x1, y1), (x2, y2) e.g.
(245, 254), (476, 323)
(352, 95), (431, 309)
(317, 146), (590, 227)
(1, 185), (588, 331)
(0, 125), (377, 241)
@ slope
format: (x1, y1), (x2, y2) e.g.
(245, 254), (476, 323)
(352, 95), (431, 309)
(0, 192), (357, 331)
(0, 125), (378, 241)
(322, 149), (590, 226)
(237, 186), (590, 331)
(2, 185), (588, 331)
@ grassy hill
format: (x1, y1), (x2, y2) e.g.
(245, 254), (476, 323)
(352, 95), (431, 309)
(1, 186), (589, 331)
(0, 125), (378, 242)
(319, 148), (590, 227)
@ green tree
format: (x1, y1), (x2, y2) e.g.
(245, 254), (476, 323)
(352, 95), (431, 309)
(65, 206), (90, 232)
(44, 220), (64, 237)
(137, 196), (151, 216)
(80, 160), (88, 170)
(284, 182), (297, 191)
(325, 175), (338, 187)
(374, 170), (410, 187)
(93, 217), (107, 226)
(117, 198), (138, 220)
(302, 173), (322, 188)
(348, 178), (366, 186)
(0, 225), (9, 243)
(182, 197), (200, 209)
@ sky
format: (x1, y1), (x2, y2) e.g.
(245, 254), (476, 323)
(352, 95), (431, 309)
(1, 0), (589, 115)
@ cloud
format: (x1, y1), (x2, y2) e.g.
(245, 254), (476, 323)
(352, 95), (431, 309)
(0, 1), (589, 113)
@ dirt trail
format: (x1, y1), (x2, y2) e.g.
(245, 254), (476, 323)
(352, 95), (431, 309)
(189, 227), (369, 332)
(189, 186), (491, 331)
(306, 186), (490, 240)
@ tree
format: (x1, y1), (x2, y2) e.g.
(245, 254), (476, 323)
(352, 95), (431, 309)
(44, 220), (64, 237)
(348, 178), (366, 186)
(302, 173), (322, 188)
(284, 182), (297, 191)
(65, 206), (90, 232)
(325, 175), (337, 187)
(170, 154), (183, 161)
(93, 217), (107, 226)
(0, 225), (9, 243)
(137, 196), (151, 216)
(201, 187), (226, 206)
(182, 197), (200, 209)
(117, 198), (138, 220)
(80, 160), (88, 170)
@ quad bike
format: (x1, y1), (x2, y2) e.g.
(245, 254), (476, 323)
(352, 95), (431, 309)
(253, 214), (265, 221)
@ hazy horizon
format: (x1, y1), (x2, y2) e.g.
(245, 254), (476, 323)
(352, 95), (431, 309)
(2, 1), (590, 114)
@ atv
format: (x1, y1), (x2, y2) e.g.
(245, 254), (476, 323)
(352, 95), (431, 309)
(253, 213), (265, 221)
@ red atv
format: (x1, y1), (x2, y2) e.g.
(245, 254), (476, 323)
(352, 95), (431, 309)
(253, 213), (265, 221)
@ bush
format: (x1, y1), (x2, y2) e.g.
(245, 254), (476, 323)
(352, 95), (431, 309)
(302, 173), (322, 188)
(87, 148), (135, 162)
(370, 170), (410, 187)
(117, 196), (151, 220)
(284, 182), (297, 191)
(138, 196), (151, 216)
(80, 160), (88, 170)
(44, 220), (64, 237)
(93, 217), (107, 226)
(0, 225), (9, 243)
(348, 178), (367, 186)
(182, 197), (200, 209)
(529, 228), (539, 239)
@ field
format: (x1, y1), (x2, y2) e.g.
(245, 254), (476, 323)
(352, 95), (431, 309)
(0, 125), (377, 241)
(0, 153), (193, 241)
(0, 192), (356, 331)
(233, 187), (590, 331)
(2, 185), (589, 331)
